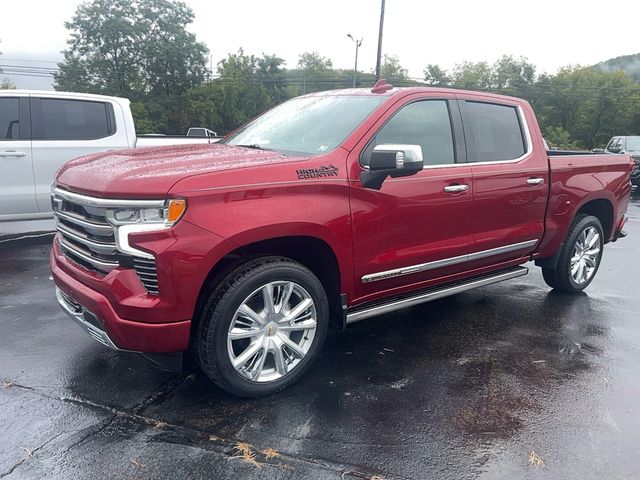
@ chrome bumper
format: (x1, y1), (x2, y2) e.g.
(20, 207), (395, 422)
(55, 286), (131, 352)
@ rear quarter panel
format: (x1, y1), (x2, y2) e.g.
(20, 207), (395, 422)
(534, 154), (632, 259)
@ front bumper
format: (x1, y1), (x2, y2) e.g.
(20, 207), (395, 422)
(51, 245), (191, 353)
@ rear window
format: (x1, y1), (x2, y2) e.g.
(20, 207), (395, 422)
(465, 102), (526, 162)
(0, 98), (20, 140)
(33, 98), (116, 140)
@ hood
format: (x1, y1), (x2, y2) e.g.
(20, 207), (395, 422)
(55, 143), (302, 198)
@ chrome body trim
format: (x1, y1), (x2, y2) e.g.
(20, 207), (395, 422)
(52, 187), (165, 209)
(347, 267), (528, 324)
(361, 239), (538, 283)
(55, 287), (134, 351)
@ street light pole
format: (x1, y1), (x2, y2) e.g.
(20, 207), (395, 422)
(375, 0), (385, 80)
(347, 34), (363, 88)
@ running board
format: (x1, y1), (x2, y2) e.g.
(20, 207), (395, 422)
(345, 266), (529, 324)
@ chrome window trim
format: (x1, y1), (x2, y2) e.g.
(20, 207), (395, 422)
(361, 239), (538, 283)
(369, 105), (534, 171)
(52, 187), (165, 209)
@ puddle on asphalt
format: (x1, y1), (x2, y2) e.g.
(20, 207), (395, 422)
(452, 290), (608, 438)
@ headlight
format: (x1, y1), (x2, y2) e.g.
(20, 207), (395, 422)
(106, 199), (186, 227)
(105, 199), (187, 258)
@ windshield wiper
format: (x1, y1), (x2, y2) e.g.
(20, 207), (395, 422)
(236, 144), (275, 152)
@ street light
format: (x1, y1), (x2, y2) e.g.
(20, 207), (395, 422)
(347, 33), (363, 88)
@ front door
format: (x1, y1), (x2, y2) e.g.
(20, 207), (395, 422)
(349, 95), (476, 305)
(0, 96), (36, 219)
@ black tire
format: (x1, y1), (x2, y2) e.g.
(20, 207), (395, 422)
(541, 214), (604, 293)
(197, 256), (329, 397)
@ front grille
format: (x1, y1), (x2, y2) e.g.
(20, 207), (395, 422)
(52, 193), (118, 274)
(133, 257), (159, 294)
(52, 188), (161, 295)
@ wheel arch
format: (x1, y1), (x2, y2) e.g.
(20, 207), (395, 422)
(575, 197), (614, 241)
(192, 234), (346, 340)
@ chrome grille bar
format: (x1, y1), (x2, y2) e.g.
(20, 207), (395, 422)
(59, 235), (119, 271)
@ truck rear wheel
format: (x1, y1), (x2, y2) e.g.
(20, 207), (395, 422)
(197, 256), (329, 397)
(541, 214), (604, 293)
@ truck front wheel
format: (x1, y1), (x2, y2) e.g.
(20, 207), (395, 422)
(541, 214), (604, 293)
(197, 256), (329, 397)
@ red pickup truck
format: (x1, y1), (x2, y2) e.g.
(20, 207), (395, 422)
(50, 83), (632, 397)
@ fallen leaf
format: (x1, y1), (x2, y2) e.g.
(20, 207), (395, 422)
(2, 381), (14, 389)
(528, 449), (544, 468)
(143, 417), (167, 429)
(262, 447), (280, 459)
(131, 458), (146, 469)
(232, 442), (262, 468)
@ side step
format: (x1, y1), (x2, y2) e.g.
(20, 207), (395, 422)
(345, 266), (529, 324)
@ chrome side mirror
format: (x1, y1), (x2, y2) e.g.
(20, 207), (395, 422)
(361, 144), (424, 190)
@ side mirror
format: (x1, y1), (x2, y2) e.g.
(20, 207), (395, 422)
(361, 144), (424, 190)
(608, 147), (621, 154)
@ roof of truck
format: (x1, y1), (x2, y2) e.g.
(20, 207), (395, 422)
(0, 89), (128, 103)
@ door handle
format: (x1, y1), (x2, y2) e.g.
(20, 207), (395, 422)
(0, 150), (26, 158)
(526, 177), (544, 186)
(444, 184), (469, 193)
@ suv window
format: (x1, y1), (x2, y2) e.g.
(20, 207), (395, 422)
(34, 98), (115, 140)
(362, 100), (455, 166)
(0, 98), (20, 140)
(465, 102), (526, 162)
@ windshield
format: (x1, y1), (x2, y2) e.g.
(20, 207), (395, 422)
(626, 137), (640, 152)
(225, 95), (386, 155)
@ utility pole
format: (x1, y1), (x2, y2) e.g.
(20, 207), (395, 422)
(347, 34), (363, 88)
(375, 0), (385, 80)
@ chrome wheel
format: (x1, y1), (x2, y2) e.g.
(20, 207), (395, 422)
(227, 281), (317, 383)
(570, 226), (601, 284)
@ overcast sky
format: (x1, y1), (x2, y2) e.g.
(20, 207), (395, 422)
(1, 0), (639, 89)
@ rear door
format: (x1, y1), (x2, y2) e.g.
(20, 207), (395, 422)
(349, 95), (475, 304)
(0, 95), (36, 218)
(30, 96), (120, 213)
(458, 95), (548, 268)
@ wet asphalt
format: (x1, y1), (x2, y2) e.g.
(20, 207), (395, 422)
(1, 196), (640, 480)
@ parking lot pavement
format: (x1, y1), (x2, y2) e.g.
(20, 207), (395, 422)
(1, 196), (639, 480)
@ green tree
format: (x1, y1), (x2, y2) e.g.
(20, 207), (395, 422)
(138, 0), (208, 96)
(533, 66), (640, 149)
(423, 64), (450, 86)
(450, 61), (493, 90)
(380, 54), (408, 82)
(55, 0), (209, 133)
(297, 51), (335, 93)
(55, 0), (144, 95)
(491, 55), (536, 95)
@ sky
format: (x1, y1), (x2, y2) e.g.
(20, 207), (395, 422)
(1, 0), (639, 89)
